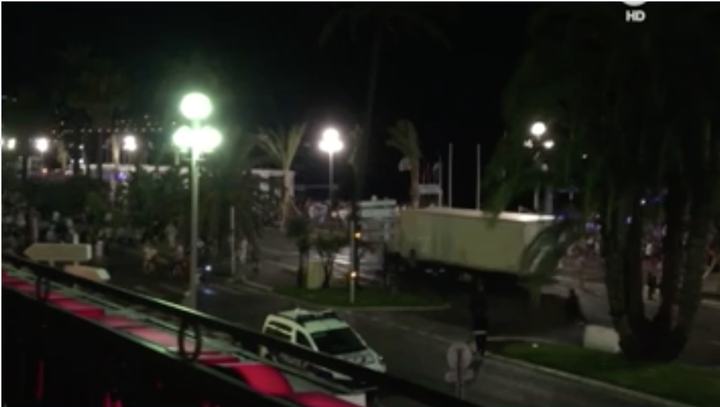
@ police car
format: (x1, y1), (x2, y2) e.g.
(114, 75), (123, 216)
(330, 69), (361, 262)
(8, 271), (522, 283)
(260, 309), (386, 381)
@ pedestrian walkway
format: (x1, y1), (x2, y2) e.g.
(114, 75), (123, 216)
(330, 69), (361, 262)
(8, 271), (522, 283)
(554, 275), (720, 311)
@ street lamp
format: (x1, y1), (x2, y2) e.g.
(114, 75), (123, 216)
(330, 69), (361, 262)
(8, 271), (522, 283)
(319, 128), (344, 202)
(180, 92), (213, 121)
(2, 137), (17, 151)
(526, 122), (553, 213)
(122, 135), (137, 164)
(122, 135), (137, 152)
(530, 121), (547, 138)
(35, 137), (49, 154)
(172, 92), (222, 309)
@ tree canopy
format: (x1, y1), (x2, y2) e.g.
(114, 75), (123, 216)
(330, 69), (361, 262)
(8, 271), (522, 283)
(488, 3), (720, 361)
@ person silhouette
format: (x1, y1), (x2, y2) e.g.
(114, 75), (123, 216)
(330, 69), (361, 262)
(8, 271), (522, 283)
(469, 281), (489, 356)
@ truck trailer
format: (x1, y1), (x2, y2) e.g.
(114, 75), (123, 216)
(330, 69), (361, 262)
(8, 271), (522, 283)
(391, 207), (555, 276)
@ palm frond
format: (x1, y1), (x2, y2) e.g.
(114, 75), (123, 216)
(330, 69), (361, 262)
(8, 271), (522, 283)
(257, 123), (307, 170)
(520, 218), (587, 288)
(386, 119), (421, 160)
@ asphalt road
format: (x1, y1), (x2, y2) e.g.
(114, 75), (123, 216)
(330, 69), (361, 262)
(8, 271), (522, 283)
(106, 267), (664, 407)
(258, 241), (720, 367)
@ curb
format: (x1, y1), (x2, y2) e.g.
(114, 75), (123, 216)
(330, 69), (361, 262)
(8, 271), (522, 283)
(221, 280), (451, 312)
(485, 349), (694, 407)
(701, 298), (720, 311)
(486, 336), (563, 345)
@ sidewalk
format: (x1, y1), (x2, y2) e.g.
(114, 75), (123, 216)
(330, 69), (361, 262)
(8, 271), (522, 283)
(554, 275), (720, 312)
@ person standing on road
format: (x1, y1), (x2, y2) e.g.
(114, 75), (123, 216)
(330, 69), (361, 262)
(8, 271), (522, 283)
(469, 281), (489, 356)
(472, 311), (489, 357)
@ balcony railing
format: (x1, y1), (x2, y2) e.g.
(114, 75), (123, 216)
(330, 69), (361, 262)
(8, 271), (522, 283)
(2, 253), (483, 407)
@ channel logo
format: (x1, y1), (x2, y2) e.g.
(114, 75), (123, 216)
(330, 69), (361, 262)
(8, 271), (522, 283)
(624, 1), (646, 6)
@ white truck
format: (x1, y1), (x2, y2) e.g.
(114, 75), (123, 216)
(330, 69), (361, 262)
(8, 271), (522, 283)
(391, 207), (555, 276)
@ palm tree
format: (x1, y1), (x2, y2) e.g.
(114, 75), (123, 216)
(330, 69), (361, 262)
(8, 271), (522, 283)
(321, 5), (452, 272)
(320, 5), (451, 200)
(489, 3), (720, 362)
(387, 120), (422, 208)
(2, 89), (55, 185)
(55, 106), (91, 176)
(63, 55), (129, 184)
(286, 215), (313, 288)
(200, 129), (269, 255)
(256, 123), (306, 228)
(56, 45), (94, 176)
(314, 230), (347, 289)
(117, 166), (181, 242)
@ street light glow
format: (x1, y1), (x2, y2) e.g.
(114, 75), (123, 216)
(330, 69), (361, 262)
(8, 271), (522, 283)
(198, 126), (222, 152)
(322, 128), (340, 141)
(35, 137), (49, 153)
(123, 135), (138, 152)
(2, 137), (17, 150)
(543, 140), (555, 150)
(172, 125), (222, 154)
(530, 122), (547, 138)
(319, 128), (343, 154)
(172, 126), (193, 150)
(179, 93), (213, 121)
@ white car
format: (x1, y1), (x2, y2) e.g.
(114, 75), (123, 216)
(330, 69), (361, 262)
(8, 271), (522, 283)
(260, 309), (386, 382)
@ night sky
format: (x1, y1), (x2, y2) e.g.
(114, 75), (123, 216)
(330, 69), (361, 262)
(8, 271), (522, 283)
(3, 2), (536, 206)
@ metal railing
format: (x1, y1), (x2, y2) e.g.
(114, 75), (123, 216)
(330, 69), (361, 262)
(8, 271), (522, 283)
(3, 272), (297, 406)
(2, 253), (482, 407)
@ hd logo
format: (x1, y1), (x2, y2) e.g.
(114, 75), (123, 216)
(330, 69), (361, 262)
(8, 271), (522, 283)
(624, 2), (646, 23)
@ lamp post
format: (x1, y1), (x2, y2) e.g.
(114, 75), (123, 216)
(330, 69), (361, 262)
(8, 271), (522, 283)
(172, 92), (222, 309)
(319, 128), (344, 203)
(35, 137), (49, 173)
(526, 121), (554, 213)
